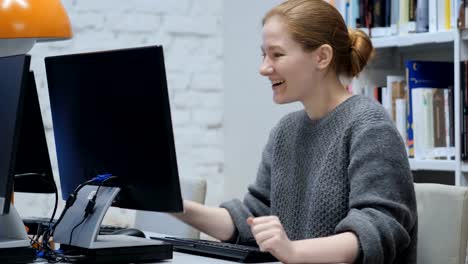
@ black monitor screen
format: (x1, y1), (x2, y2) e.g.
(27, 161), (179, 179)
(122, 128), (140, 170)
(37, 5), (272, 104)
(13, 72), (54, 193)
(45, 46), (183, 212)
(0, 54), (31, 215)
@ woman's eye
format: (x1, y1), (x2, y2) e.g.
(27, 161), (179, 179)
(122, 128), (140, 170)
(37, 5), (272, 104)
(273, 53), (283, 58)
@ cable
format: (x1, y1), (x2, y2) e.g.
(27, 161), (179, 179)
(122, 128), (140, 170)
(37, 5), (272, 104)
(39, 177), (97, 257)
(66, 175), (116, 247)
(15, 172), (58, 251)
(68, 216), (87, 246)
(49, 177), (97, 236)
(38, 174), (117, 262)
(48, 177), (59, 225)
(40, 173), (59, 240)
(14, 174), (58, 222)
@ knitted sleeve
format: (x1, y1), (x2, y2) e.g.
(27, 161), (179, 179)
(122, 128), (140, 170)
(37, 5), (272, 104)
(219, 125), (276, 243)
(334, 122), (417, 264)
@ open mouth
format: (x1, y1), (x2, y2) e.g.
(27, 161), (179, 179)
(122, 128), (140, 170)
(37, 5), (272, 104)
(272, 80), (285, 87)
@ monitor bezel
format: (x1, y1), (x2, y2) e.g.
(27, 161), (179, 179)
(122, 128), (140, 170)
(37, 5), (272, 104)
(0, 54), (31, 215)
(45, 45), (183, 213)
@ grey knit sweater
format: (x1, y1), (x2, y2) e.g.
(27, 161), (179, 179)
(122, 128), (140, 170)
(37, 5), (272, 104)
(220, 95), (417, 264)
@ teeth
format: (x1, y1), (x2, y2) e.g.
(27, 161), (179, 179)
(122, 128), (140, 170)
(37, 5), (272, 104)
(272, 80), (285, 86)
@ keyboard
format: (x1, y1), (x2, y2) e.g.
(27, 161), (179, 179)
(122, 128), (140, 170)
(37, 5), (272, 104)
(150, 236), (278, 263)
(22, 217), (124, 235)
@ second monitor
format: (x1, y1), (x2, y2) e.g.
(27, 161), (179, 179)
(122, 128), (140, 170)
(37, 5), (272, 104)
(44, 45), (183, 262)
(45, 45), (183, 212)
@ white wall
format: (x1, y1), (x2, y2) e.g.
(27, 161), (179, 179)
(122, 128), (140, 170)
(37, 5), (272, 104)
(14, 0), (224, 226)
(223, 1), (301, 202)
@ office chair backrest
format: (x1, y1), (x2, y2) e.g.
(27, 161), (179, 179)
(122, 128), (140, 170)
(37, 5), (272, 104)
(133, 176), (207, 238)
(415, 183), (468, 264)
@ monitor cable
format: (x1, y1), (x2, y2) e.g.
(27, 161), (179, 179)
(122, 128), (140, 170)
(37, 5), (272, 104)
(48, 174), (113, 238)
(39, 174), (115, 262)
(14, 172), (58, 251)
(67, 174), (116, 246)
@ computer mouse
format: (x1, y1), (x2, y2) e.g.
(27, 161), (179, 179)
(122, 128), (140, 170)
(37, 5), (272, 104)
(110, 228), (146, 238)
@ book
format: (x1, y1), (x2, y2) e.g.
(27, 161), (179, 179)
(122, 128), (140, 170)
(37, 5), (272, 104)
(405, 60), (454, 158)
(416, 0), (429, 32)
(432, 89), (446, 148)
(395, 98), (407, 146)
(428, 0), (438, 32)
(385, 75), (406, 121)
(461, 61), (468, 160)
(391, 0), (400, 34)
(411, 88), (435, 159)
(399, 0), (410, 34)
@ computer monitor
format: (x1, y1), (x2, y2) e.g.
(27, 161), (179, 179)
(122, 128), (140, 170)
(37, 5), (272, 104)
(13, 71), (55, 194)
(0, 54), (31, 215)
(44, 46), (183, 262)
(0, 54), (37, 263)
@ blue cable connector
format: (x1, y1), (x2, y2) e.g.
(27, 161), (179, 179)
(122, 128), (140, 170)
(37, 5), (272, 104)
(92, 173), (113, 183)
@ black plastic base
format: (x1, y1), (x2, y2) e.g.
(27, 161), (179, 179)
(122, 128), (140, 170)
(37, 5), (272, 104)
(0, 246), (36, 263)
(59, 243), (173, 263)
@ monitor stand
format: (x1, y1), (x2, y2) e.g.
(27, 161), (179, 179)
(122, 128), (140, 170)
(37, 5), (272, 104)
(53, 185), (172, 263)
(0, 205), (36, 263)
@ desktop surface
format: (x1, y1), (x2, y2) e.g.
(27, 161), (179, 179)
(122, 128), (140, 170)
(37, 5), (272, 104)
(28, 230), (280, 264)
(32, 251), (280, 264)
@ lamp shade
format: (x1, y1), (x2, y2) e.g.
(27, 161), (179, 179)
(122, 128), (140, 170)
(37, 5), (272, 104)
(0, 0), (72, 40)
(0, 0), (72, 56)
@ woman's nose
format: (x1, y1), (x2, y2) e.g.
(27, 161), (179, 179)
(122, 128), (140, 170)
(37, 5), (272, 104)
(259, 62), (273, 76)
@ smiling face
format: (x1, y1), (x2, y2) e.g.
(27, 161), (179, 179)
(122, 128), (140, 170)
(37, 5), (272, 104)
(260, 15), (319, 105)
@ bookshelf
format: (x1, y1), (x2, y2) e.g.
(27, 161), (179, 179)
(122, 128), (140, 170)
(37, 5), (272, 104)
(461, 162), (468, 172)
(460, 30), (468, 40)
(372, 31), (454, 49)
(358, 29), (466, 185)
(408, 158), (457, 171)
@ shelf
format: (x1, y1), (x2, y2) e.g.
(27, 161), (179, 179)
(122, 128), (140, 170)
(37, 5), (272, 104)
(461, 29), (468, 40)
(409, 159), (456, 171)
(461, 162), (468, 172)
(371, 31), (454, 49)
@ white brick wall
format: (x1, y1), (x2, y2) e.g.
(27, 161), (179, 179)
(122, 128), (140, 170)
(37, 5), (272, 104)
(14, 0), (224, 227)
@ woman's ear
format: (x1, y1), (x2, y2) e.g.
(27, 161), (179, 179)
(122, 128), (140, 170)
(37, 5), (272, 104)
(315, 44), (333, 70)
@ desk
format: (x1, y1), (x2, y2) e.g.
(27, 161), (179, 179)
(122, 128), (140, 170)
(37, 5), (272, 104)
(30, 231), (280, 263)
(33, 252), (280, 263)
(172, 252), (279, 263)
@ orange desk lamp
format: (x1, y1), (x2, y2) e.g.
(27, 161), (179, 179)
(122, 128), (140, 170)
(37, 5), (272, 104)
(0, 0), (73, 56)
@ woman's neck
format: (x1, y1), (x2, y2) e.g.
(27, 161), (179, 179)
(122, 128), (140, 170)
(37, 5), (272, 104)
(302, 75), (352, 121)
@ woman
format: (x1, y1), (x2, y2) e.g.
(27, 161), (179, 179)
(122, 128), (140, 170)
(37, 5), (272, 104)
(174, 0), (417, 263)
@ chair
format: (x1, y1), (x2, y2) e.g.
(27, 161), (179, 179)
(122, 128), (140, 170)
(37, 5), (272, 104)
(133, 177), (207, 238)
(414, 183), (468, 264)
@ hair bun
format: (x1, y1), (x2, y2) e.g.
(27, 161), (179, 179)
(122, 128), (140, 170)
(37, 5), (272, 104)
(348, 28), (357, 47)
(347, 28), (374, 77)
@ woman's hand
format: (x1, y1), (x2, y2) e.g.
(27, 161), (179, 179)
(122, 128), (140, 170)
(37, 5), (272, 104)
(247, 216), (296, 263)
